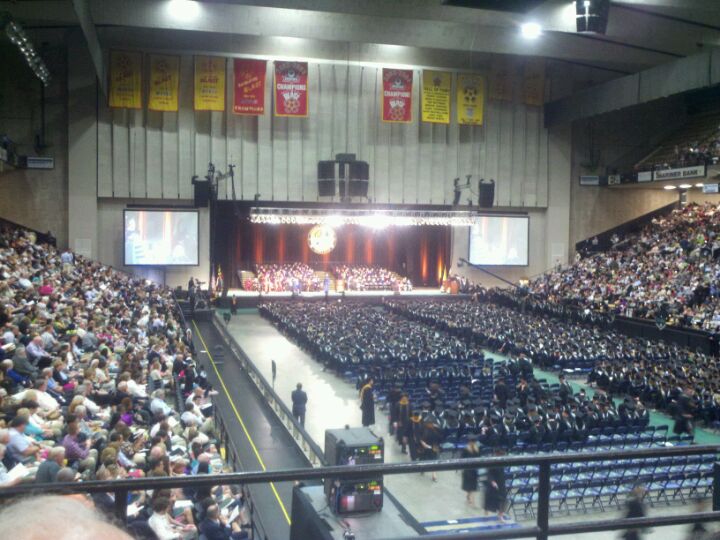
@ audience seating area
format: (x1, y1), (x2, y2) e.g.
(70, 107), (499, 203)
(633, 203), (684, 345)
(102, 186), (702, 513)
(0, 223), (252, 539)
(637, 107), (720, 172)
(260, 299), (714, 517)
(529, 202), (720, 331)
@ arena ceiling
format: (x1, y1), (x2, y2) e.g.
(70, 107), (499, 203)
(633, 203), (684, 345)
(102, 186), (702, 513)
(2, 0), (720, 77)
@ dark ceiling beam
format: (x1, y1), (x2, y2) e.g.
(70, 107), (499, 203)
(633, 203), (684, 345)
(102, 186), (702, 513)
(72, 0), (106, 95)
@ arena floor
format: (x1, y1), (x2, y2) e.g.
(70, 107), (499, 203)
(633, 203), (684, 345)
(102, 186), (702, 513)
(208, 307), (719, 539)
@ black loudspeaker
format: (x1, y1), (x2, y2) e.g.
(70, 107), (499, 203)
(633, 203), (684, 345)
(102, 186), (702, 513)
(576, 0), (610, 34)
(193, 180), (211, 208)
(478, 181), (495, 208)
(318, 161), (336, 197)
(349, 161), (369, 197)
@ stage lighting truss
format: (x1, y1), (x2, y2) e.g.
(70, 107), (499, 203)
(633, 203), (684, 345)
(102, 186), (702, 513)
(249, 207), (482, 227)
(4, 19), (51, 86)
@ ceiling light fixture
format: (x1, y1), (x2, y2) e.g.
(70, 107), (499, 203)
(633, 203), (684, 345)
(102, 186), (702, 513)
(678, 184), (692, 189)
(695, 183), (704, 188)
(663, 185), (677, 190)
(520, 22), (542, 39)
(167, 0), (201, 22)
(4, 19), (50, 85)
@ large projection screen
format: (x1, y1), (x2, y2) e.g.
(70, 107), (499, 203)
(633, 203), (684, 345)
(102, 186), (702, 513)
(124, 209), (199, 266)
(468, 215), (529, 266)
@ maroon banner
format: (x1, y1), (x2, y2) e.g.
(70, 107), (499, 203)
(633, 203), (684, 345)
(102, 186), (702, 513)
(382, 68), (413, 123)
(274, 61), (308, 117)
(233, 59), (266, 115)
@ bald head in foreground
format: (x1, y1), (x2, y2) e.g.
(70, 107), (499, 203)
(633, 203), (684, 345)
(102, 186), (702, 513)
(0, 495), (132, 540)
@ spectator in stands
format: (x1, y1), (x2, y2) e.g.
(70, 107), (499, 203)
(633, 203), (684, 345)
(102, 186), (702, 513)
(199, 503), (250, 540)
(35, 445), (65, 483)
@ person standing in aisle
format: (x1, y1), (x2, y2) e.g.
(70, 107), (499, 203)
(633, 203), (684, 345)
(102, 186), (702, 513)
(360, 378), (375, 427)
(461, 434), (480, 507)
(291, 383), (308, 427)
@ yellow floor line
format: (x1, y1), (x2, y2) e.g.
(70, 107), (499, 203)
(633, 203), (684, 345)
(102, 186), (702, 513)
(193, 320), (292, 525)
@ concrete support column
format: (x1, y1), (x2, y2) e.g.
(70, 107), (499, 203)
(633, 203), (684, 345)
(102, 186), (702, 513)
(67, 29), (98, 258)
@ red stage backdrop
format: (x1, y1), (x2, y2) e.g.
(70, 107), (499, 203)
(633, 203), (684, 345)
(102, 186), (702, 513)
(213, 204), (451, 288)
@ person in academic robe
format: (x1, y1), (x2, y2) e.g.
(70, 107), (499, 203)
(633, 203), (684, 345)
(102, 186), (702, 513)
(484, 449), (508, 521)
(461, 435), (480, 507)
(359, 378), (375, 427)
(419, 421), (442, 482)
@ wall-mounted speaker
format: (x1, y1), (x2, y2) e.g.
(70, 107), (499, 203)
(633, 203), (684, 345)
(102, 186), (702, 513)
(193, 179), (211, 208)
(317, 160), (336, 197)
(478, 181), (495, 208)
(349, 161), (369, 197)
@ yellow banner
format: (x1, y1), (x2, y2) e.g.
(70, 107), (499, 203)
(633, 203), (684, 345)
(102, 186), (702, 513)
(194, 56), (226, 111)
(523, 59), (545, 106)
(421, 70), (451, 124)
(148, 54), (179, 112)
(489, 60), (513, 102)
(457, 73), (484, 125)
(108, 50), (142, 109)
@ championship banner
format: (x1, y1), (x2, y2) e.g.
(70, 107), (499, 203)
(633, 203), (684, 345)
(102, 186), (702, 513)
(421, 70), (450, 124)
(274, 61), (308, 117)
(148, 54), (179, 112)
(382, 68), (413, 123)
(523, 59), (545, 106)
(109, 50), (142, 109)
(233, 59), (266, 115)
(194, 56), (226, 112)
(457, 73), (484, 125)
(489, 60), (513, 102)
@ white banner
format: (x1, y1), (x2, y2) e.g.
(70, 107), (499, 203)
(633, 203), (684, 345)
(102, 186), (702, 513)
(653, 165), (706, 181)
(637, 171), (652, 182)
(703, 183), (719, 194)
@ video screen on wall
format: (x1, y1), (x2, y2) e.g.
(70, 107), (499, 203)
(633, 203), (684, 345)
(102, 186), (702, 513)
(124, 209), (199, 266)
(468, 215), (529, 266)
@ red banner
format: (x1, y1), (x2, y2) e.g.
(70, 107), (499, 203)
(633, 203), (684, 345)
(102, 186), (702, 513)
(274, 61), (308, 117)
(382, 68), (413, 123)
(233, 59), (266, 115)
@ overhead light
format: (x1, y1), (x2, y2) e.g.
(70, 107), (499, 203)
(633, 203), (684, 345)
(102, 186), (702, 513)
(663, 185), (677, 190)
(520, 22), (542, 39)
(4, 19), (50, 86)
(679, 183), (692, 189)
(695, 183), (704, 188)
(167, 0), (201, 22)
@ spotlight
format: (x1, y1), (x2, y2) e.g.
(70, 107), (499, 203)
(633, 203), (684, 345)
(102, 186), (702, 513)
(520, 22), (542, 39)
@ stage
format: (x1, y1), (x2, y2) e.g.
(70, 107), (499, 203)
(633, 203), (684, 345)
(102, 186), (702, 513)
(224, 286), (448, 298)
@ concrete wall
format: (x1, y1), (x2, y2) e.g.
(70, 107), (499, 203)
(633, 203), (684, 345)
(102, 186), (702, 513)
(95, 55), (552, 207)
(0, 34), (68, 246)
(567, 98), (687, 250)
(448, 124), (572, 287)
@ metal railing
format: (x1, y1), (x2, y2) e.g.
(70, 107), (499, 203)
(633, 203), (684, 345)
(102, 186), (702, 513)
(211, 313), (326, 466)
(1, 445), (719, 540)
